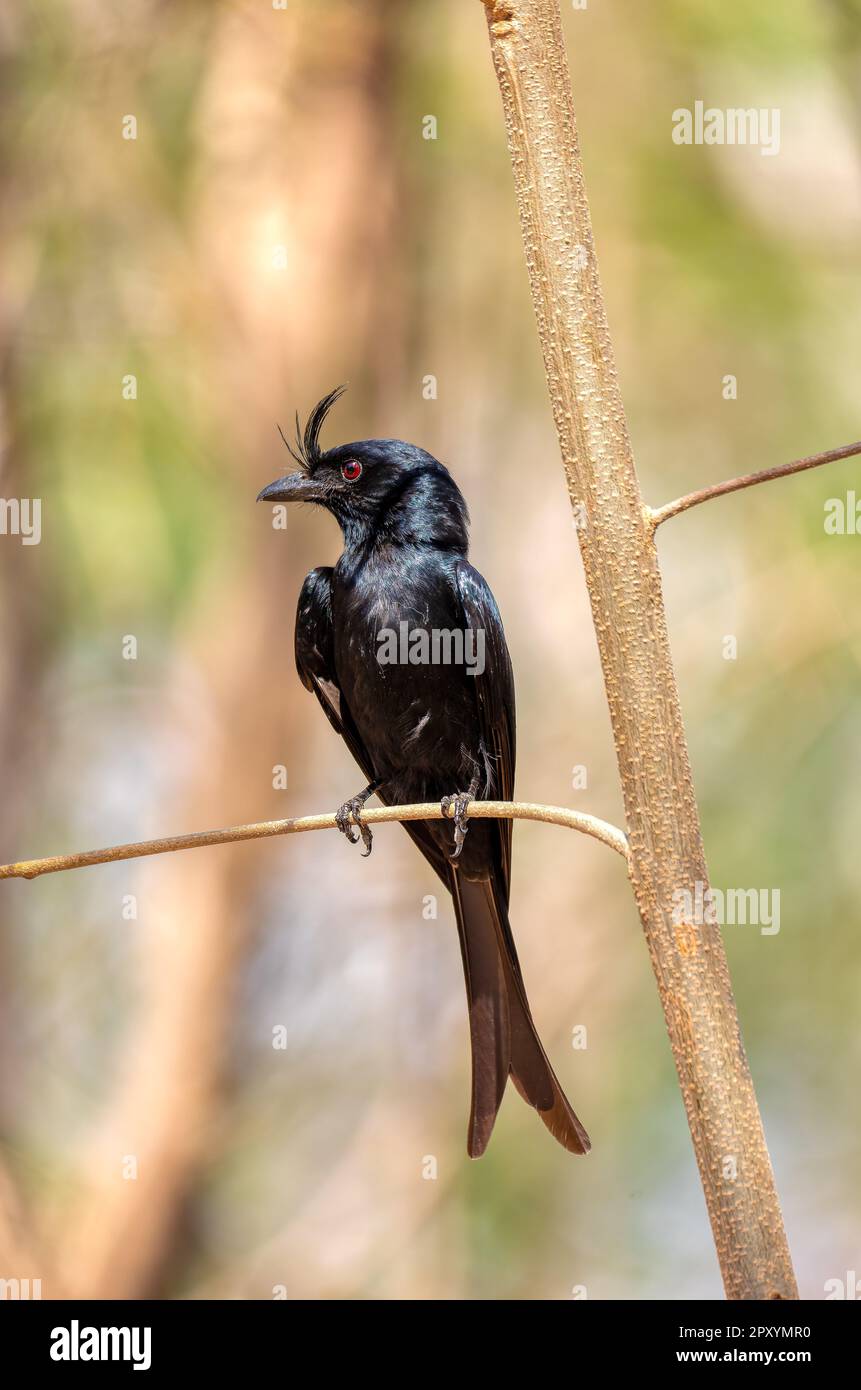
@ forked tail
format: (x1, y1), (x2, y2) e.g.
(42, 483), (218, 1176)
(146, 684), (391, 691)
(449, 873), (591, 1157)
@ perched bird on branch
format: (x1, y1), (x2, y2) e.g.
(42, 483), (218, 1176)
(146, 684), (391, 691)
(258, 387), (589, 1157)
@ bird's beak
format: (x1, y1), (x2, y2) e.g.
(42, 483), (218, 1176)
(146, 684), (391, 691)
(256, 472), (319, 504)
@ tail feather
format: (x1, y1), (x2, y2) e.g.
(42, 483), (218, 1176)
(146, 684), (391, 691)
(450, 874), (511, 1157)
(450, 874), (590, 1158)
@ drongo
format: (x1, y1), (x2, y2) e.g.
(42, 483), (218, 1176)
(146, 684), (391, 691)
(258, 387), (589, 1157)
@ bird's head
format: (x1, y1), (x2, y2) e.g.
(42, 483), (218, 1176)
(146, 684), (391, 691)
(257, 386), (469, 551)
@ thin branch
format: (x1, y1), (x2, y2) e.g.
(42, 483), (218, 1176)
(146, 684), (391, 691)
(649, 440), (861, 530)
(0, 801), (630, 882)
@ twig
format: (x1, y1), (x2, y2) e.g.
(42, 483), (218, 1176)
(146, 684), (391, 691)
(649, 441), (861, 530)
(0, 801), (630, 881)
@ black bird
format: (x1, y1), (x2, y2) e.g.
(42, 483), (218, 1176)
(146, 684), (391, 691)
(258, 387), (589, 1157)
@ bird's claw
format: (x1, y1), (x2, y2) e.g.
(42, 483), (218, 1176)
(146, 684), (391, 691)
(441, 792), (473, 860)
(335, 798), (373, 857)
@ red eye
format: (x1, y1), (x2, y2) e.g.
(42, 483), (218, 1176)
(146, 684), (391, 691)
(341, 459), (362, 482)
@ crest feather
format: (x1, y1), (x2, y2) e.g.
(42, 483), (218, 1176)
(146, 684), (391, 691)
(277, 385), (347, 472)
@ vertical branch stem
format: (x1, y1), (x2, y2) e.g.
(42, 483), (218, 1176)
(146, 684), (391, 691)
(480, 0), (797, 1299)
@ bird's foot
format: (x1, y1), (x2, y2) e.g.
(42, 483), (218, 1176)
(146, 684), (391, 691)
(441, 791), (473, 861)
(335, 793), (374, 856)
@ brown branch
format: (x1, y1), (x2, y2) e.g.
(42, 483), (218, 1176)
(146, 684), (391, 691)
(649, 441), (861, 530)
(0, 801), (630, 882)
(481, 0), (798, 1299)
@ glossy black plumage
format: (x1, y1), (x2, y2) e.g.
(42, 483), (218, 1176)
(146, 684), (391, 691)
(258, 390), (590, 1157)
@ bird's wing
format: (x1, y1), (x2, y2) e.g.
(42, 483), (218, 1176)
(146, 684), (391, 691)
(295, 566), (452, 886)
(294, 567), (377, 784)
(454, 561), (516, 900)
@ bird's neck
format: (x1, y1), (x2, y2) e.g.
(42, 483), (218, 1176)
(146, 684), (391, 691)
(339, 472), (469, 564)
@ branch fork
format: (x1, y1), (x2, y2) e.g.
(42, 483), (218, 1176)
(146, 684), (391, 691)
(479, 0), (805, 1299)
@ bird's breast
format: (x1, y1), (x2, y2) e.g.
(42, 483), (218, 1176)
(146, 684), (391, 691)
(331, 556), (480, 779)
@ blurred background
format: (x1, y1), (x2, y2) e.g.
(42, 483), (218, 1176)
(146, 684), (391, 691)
(0, 0), (859, 1300)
